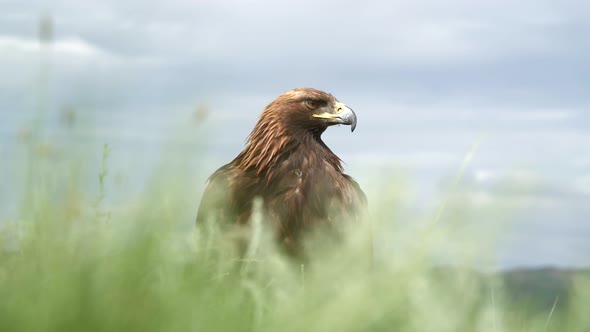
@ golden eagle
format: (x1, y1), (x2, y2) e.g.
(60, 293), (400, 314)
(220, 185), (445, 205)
(197, 88), (366, 254)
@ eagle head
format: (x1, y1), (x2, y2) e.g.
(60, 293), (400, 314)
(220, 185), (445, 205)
(262, 87), (358, 134)
(238, 87), (358, 175)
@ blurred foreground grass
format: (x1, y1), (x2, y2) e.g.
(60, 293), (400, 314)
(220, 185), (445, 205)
(1, 131), (589, 332)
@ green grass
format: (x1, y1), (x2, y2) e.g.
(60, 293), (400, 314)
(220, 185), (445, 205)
(0, 129), (588, 332)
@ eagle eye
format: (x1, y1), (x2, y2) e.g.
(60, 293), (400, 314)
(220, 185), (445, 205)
(304, 99), (320, 109)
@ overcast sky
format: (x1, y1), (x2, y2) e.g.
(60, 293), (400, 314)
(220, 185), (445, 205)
(1, 0), (589, 268)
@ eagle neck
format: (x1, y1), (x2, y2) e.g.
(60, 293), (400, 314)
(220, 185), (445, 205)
(297, 129), (344, 173)
(234, 123), (343, 176)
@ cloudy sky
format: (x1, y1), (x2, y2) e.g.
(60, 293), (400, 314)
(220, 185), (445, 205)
(1, 0), (589, 268)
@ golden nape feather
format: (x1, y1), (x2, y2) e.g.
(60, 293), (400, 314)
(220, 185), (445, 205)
(196, 88), (366, 256)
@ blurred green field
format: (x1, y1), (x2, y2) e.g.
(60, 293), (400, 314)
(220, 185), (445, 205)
(1, 130), (589, 332)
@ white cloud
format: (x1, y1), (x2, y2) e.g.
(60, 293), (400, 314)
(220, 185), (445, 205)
(497, 110), (576, 121)
(573, 157), (590, 169)
(41, 0), (570, 66)
(0, 35), (115, 62)
(474, 169), (496, 183)
(572, 175), (590, 195)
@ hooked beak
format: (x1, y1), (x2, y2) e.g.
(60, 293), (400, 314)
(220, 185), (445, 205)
(312, 102), (358, 132)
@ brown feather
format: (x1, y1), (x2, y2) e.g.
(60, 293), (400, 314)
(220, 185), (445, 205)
(196, 88), (366, 255)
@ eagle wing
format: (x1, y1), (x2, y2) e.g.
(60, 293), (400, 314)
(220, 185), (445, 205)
(342, 174), (367, 212)
(196, 164), (259, 227)
(197, 165), (238, 225)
